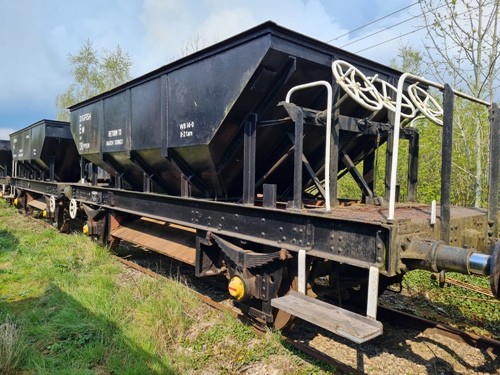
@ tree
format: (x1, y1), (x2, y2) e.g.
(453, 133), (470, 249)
(419, 0), (500, 207)
(180, 33), (207, 57)
(55, 40), (133, 121)
(389, 42), (425, 76)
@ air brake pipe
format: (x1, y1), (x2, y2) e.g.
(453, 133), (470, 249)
(406, 239), (489, 275)
(405, 239), (500, 299)
(388, 74), (490, 221)
(286, 81), (332, 212)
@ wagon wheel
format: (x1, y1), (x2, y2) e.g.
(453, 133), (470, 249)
(331, 60), (383, 112)
(408, 84), (443, 125)
(273, 266), (299, 332)
(370, 77), (416, 118)
(236, 264), (298, 332)
(69, 199), (78, 219)
(53, 205), (70, 233)
(24, 201), (33, 216)
(49, 195), (56, 214)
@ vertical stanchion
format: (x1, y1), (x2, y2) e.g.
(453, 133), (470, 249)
(488, 103), (500, 247)
(366, 266), (379, 319)
(243, 114), (257, 205)
(440, 84), (454, 245)
(298, 249), (306, 295)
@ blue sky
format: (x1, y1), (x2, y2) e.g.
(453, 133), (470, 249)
(0, 0), (423, 139)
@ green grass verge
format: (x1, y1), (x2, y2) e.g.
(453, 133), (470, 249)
(0, 200), (336, 374)
(388, 269), (500, 339)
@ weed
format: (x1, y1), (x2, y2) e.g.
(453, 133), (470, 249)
(392, 269), (500, 338)
(0, 315), (26, 374)
(0, 200), (335, 374)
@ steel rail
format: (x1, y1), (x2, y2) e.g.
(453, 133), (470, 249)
(378, 305), (500, 355)
(113, 254), (363, 375)
(116, 254), (500, 355)
(24, 214), (500, 368)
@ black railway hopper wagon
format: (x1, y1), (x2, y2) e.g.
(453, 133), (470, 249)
(0, 140), (12, 196)
(7, 22), (500, 344)
(8, 120), (81, 231)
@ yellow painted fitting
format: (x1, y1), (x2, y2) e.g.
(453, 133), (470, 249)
(83, 223), (89, 235)
(13, 198), (18, 206)
(228, 276), (245, 301)
(0, 193), (3, 198)
(42, 209), (47, 218)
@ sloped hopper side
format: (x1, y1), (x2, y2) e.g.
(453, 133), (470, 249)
(10, 120), (80, 182)
(0, 140), (11, 176)
(69, 22), (404, 198)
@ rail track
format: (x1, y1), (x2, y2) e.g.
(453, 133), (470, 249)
(112, 252), (500, 373)
(113, 254), (365, 375)
(19, 213), (500, 372)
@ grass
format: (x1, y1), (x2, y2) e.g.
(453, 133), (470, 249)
(382, 269), (500, 339)
(0, 200), (337, 374)
(0, 315), (26, 374)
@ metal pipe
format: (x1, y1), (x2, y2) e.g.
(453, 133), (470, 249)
(286, 81), (332, 212)
(406, 239), (491, 276)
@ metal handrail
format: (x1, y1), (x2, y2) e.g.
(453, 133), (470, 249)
(286, 81), (333, 212)
(388, 73), (491, 220)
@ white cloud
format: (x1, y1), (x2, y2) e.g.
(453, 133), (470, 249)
(0, 0), (425, 129)
(0, 128), (15, 140)
(139, 0), (351, 69)
(138, 0), (421, 73)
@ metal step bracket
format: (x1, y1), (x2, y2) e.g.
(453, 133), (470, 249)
(366, 266), (379, 320)
(298, 249), (307, 294)
(275, 249), (382, 343)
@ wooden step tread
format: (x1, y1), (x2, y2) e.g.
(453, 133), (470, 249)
(28, 199), (47, 211)
(111, 219), (196, 265)
(271, 291), (382, 343)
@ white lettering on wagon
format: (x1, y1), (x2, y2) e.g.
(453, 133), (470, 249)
(105, 139), (123, 146)
(179, 121), (194, 138)
(79, 143), (90, 151)
(108, 129), (122, 137)
(78, 113), (92, 152)
(105, 128), (123, 147)
(79, 113), (92, 122)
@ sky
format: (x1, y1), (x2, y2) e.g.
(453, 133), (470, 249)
(0, 0), (425, 139)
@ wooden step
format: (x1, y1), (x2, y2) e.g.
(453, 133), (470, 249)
(28, 198), (47, 211)
(111, 219), (196, 265)
(271, 291), (382, 343)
